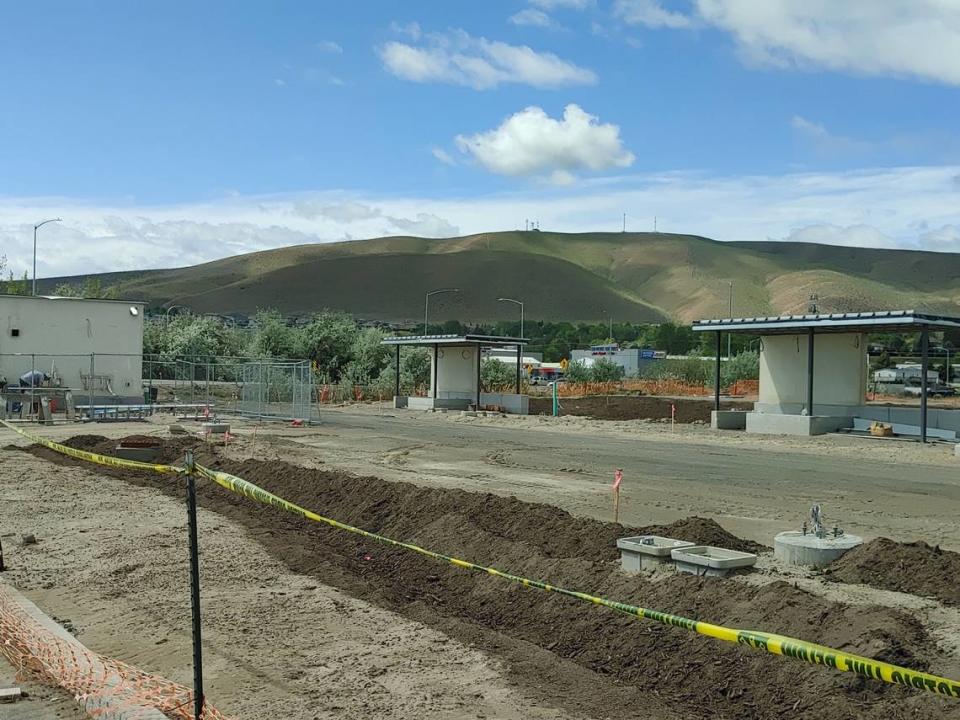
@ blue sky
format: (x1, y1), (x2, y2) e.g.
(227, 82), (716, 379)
(1, 1), (959, 276)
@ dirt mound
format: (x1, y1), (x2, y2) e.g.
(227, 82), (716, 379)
(826, 538), (960, 606)
(30, 435), (957, 720)
(55, 434), (203, 465)
(636, 516), (768, 554)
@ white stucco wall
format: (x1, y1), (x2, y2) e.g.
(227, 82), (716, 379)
(759, 332), (866, 410)
(430, 344), (479, 398)
(0, 296), (144, 400)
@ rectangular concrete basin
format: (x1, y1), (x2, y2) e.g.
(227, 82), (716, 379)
(670, 545), (757, 577)
(617, 535), (695, 572)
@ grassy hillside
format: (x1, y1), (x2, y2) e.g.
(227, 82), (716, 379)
(40, 231), (960, 323)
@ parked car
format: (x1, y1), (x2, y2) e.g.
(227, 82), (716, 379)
(903, 380), (956, 397)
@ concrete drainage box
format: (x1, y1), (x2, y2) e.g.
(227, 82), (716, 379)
(115, 438), (162, 463)
(617, 535), (695, 572)
(670, 546), (757, 577)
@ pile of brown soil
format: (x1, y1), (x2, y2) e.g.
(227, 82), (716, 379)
(635, 516), (769, 554)
(826, 538), (960, 606)
(528, 395), (752, 423)
(25, 436), (959, 719)
(55, 434), (202, 465)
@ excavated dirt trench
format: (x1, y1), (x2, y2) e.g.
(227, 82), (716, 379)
(26, 436), (960, 720)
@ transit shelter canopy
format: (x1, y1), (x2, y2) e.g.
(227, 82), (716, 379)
(382, 334), (527, 347)
(691, 310), (960, 335)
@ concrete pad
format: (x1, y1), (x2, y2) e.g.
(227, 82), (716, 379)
(774, 531), (863, 568)
(745, 412), (852, 436)
(711, 410), (746, 430)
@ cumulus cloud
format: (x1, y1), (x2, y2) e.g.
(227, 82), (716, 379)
(379, 29), (596, 89)
(455, 104), (635, 181)
(695, 0), (960, 85)
(2, 165), (960, 276)
(614, 0), (693, 29)
(509, 9), (556, 28)
(613, 2), (960, 86)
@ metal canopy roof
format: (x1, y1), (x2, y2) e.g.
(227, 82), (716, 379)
(382, 333), (527, 347)
(691, 310), (960, 335)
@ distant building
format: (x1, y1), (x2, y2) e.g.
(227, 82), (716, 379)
(873, 364), (939, 383)
(570, 344), (657, 377)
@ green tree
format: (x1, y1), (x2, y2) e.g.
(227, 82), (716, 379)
(564, 360), (591, 383)
(298, 311), (358, 382)
(53, 282), (83, 297)
(481, 358), (514, 390)
(351, 327), (390, 380)
(402, 347), (431, 391)
(590, 357), (625, 382)
(721, 350), (759, 386)
(250, 309), (299, 359)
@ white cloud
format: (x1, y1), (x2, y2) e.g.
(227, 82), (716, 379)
(529, 0), (592, 9)
(614, 0), (693, 29)
(389, 21), (422, 40)
(455, 104), (635, 181)
(695, 0), (960, 85)
(3, 165), (960, 277)
(387, 213), (459, 237)
(781, 223), (899, 249)
(509, 9), (556, 28)
(919, 225), (960, 252)
(317, 40), (343, 54)
(431, 147), (457, 166)
(379, 29), (596, 89)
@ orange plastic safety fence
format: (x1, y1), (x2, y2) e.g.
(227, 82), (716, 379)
(0, 585), (230, 720)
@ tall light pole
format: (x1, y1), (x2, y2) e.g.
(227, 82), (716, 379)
(497, 297), (524, 339)
(32, 218), (62, 296)
(424, 288), (459, 334)
(727, 281), (733, 359)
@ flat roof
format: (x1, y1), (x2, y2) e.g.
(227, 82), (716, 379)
(382, 333), (527, 347)
(0, 293), (145, 306)
(692, 310), (960, 334)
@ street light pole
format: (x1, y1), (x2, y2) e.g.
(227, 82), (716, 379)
(497, 297), (524, 339)
(727, 281), (733, 359)
(424, 288), (459, 335)
(32, 218), (62, 296)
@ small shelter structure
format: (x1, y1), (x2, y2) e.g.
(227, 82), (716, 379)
(692, 310), (960, 442)
(382, 333), (529, 414)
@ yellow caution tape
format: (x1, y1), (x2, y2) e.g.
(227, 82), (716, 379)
(195, 463), (960, 699)
(0, 419), (182, 475)
(3, 418), (958, 699)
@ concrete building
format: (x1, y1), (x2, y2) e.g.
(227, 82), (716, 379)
(382, 334), (529, 414)
(0, 295), (145, 403)
(692, 310), (960, 441)
(570, 344), (656, 376)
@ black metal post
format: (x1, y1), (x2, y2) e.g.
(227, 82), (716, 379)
(921, 326), (929, 443)
(475, 343), (482, 409)
(185, 452), (205, 720)
(714, 331), (721, 411)
(515, 344), (522, 395)
(807, 328), (815, 416)
(394, 345), (400, 398)
(432, 344), (438, 400)
(0, 535), (5, 572)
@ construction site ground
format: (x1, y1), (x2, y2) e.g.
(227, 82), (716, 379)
(3, 403), (960, 719)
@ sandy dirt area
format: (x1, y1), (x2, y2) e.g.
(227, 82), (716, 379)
(0, 443), (566, 720)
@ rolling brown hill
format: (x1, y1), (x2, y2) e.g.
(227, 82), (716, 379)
(40, 231), (960, 323)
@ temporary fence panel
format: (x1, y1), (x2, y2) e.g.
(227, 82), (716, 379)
(239, 359), (314, 420)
